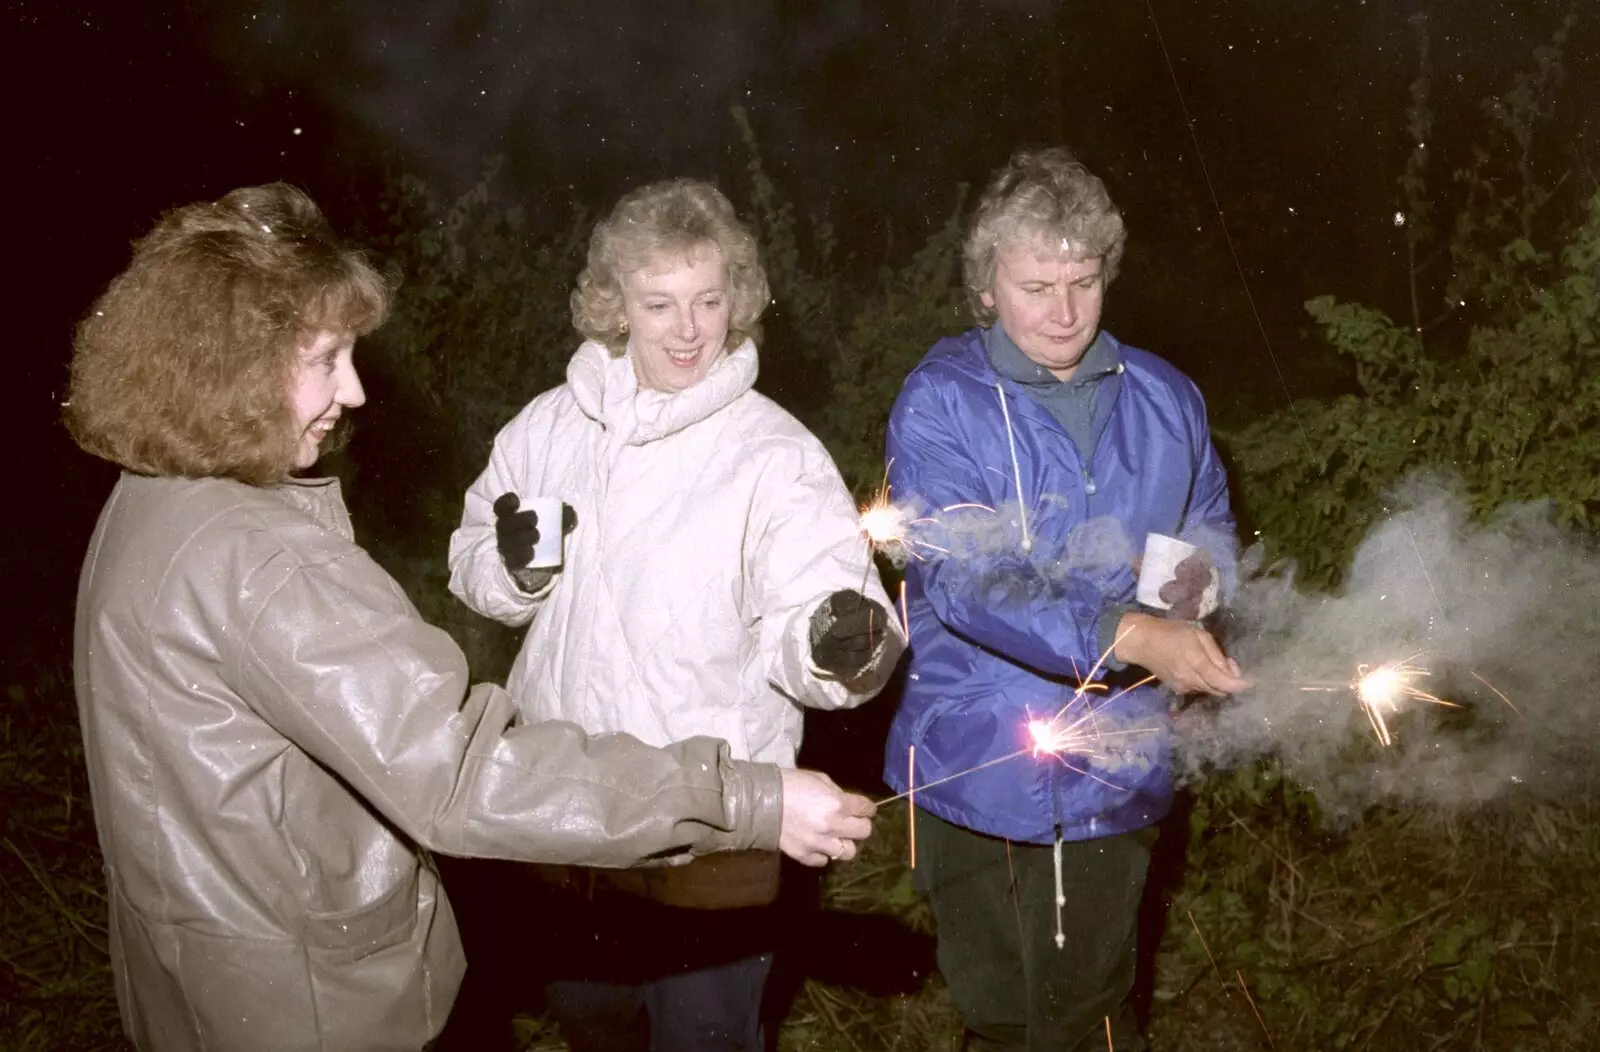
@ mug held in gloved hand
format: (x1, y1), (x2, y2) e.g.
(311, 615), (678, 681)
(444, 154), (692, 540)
(492, 493), (572, 571)
(1135, 533), (1218, 621)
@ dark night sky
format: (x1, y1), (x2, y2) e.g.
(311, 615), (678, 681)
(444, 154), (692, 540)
(6, 0), (1596, 613)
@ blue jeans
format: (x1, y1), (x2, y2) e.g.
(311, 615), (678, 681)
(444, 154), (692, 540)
(546, 952), (773, 1052)
(539, 883), (779, 1052)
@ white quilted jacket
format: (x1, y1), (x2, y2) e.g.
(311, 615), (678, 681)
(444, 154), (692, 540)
(448, 340), (901, 765)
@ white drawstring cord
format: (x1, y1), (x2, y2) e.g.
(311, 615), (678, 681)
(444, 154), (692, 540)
(1052, 833), (1066, 949)
(994, 381), (1033, 553)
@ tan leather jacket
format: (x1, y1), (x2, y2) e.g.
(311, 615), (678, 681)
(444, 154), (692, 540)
(74, 473), (782, 1052)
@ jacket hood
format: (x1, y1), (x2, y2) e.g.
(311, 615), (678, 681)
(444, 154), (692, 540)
(567, 338), (759, 444)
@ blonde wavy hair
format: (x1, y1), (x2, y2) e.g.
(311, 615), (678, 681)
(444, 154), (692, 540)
(571, 178), (769, 352)
(963, 147), (1127, 325)
(66, 183), (390, 485)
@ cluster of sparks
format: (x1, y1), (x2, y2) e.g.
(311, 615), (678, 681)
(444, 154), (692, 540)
(857, 474), (993, 643)
(1300, 655), (1460, 747)
(855, 468), (998, 565)
(1025, 628), (1160, 788)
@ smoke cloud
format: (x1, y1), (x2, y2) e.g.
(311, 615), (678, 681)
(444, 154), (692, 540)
(1183, 475), (1600, 819)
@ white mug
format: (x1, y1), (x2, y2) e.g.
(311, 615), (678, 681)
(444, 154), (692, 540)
(1136, 532), (1219, 618)
(524, 496), (568, 569)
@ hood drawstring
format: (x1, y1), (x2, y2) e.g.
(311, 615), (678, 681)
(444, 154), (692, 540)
(1052, 830), (1067, 949)
(994, 381), (1033, 553)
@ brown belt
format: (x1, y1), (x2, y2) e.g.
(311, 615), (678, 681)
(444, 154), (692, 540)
(530, 849), (782, 911)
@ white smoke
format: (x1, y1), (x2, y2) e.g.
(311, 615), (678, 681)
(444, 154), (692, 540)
(1181, 475), (1600, 818)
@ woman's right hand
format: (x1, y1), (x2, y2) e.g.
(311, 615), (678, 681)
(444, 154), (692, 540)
(1113, 612), (1251, 696)
(777, 768), (876, 867)
(492, 493), (541, 572)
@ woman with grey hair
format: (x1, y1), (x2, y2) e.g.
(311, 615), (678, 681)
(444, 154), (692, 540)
(881, 148), (1247, 1051)
(448, 178), (903, 1051)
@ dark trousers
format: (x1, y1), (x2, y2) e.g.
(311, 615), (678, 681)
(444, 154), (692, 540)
(914, 809), (1156, 1052)
(539, 881), (778, 1052)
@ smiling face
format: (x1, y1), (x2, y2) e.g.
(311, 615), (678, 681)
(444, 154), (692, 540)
(287, 329), (365, 470)
(621, 243), (732, 393)
(980, 242), (1106, 381)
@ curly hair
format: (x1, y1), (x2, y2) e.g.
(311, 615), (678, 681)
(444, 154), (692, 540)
(570, 178), (770, 352)
(66, 183), (389, 485)
(963, 147), (1127, 325)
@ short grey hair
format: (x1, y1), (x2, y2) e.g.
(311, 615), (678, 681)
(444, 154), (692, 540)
(963, 147), (1127, 324)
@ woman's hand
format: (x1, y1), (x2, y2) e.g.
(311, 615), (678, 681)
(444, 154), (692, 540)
(1113, 612), (1251, 696)
(494, 493), (577, 594)
(809, 590), (892, 680)
(777, 768), (876, 867)
(493, 493), (542, 572)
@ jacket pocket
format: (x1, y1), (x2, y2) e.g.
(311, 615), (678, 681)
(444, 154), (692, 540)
(299, 861), (420, 966)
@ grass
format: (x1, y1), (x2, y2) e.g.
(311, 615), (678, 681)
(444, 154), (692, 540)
(5, 642), (1598, 1052)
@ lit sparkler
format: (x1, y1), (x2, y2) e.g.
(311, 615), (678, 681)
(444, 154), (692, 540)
(859, 498), (909, 552)
(857, 465), (910, 558)
(854, 468), (988, 564)
(1300, 654), (1460, 747)
(878, 626), (1164, 807)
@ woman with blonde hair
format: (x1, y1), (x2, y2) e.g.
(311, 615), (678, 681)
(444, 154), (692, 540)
(449, 178), (902, 1051)
(66, 182), (876, 1052)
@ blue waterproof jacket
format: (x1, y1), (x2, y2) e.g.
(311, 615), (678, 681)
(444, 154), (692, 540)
(882, 327), (1234, 844)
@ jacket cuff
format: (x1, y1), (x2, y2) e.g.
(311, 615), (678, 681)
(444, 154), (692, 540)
(725, 758), (783, 854)
(1096, 603), (1134, 671)
(509, 565), (557, 595)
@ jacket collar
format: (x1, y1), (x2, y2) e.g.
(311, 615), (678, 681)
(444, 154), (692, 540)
(567, 339), (759, 444)
(985, 325), (1121, 388)
(271, 475), (353, 537)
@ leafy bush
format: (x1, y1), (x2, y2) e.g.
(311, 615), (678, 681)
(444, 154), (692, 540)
(1223, 14), (1596, 586)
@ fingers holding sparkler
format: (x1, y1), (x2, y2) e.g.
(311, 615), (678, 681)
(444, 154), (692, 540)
(1113, 612), (1251, 695)
(778, 768), (876, 867)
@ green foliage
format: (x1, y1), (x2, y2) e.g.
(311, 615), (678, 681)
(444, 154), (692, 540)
(1224, 15), (1597, 586)
(818, 195), (969, 494)
(732, 105), (838, 369)
(368, 163), (589, 488)
(1228, 192), (1599, 585)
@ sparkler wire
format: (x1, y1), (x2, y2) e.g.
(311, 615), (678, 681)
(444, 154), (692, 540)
(907, 745), (916, 869)
(875, 747), (1032, 806)
(1235, 970), (1275, 1049)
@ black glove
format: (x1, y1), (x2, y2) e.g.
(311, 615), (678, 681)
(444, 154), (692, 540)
(1159, 550), (1213, 621)
(809, 589), (889, 680)
(492, 493), (540, 572)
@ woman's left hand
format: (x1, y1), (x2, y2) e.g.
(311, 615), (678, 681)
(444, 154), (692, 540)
(809, 590), (891, 680)
(776, 768), (876, 866)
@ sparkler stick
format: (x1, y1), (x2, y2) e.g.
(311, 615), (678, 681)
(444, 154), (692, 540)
(907, 745), (916, 870)
(1104, 1016), (1114, 1051)
(1052, 836), (1066, 949)
(875, 747), (1033, 806)
(1187, 909), (1224, 985)
(1470, 670), (1524, 719)
(1235, 970), (1274, 1049)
